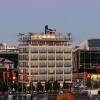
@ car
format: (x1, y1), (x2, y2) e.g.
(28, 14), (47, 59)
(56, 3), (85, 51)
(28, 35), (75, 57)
(79, 85), (87, 89)
(74, 84), (81, 88)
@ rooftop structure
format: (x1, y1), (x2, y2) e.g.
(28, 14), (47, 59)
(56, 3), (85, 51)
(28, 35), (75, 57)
(79, 39), (100, 50)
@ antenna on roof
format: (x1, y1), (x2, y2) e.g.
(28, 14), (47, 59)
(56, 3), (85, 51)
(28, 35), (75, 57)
(67, 32), (72, 41)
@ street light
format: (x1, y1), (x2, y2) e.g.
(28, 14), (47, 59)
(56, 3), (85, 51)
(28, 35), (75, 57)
(26, 84), (30, 93)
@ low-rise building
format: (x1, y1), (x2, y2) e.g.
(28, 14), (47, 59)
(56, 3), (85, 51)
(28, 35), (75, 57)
(73, 39), (100, 81)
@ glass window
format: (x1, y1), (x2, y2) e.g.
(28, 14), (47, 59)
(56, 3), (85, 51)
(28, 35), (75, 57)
(39, 75), (47, 81)
(56, 75), (63, 81)
(39, 69), (47, 74)
(39, 54), (47, 60)
(31, 61), (38, 67)
(56, 54), (63, 60)
(56, 61), (63, 67)
(64, 61), (71, 67)
(48, 54), (55, 60)
(31, 54), (38, 60)
(48, 61), (55, 67)
(64, 54), (71, 60)
(56, 48), (63, 53)
(39, 61), (47, 67)
(48, 47), (55, 53)
(39, 47), (47, 53)
(64, 74), (71, 81)
(56, 68), (63, 74)
(48, 75), (55, 80)
(64, 67), (71, 74)
(19, 48), (23, 53)
(31, 47), (38, 53)
(48, 68), (55, 74)
(64, 48), (71, 53)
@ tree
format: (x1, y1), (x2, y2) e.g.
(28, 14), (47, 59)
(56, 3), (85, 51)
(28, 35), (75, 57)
(18, 83), (26, 92)
(37, 82), (43, 91)
(45, 81), (52, 91)
(86, 78), (92, 88)
(45, 81), (50, 91)
(63, 82), (69, 89)
(53, 81), (60, 90)
(29, 82), (35, 91)
(93, 81), (100, 88)
(0, 82), (8, 92)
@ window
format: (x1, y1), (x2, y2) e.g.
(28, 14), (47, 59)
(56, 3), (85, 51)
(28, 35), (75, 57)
(64, 61), (71, 67)
(48, 54), (55, 60)
(19, 48), (23, 53)
(56, 75), (63, 81)
(39, 75), (47, 81)
(39, 54), (47, 60)
(48, 61), (55, 67)
(64, 54), (71, 60)
(39, 61), (47, 67)
(31, 54), (38, 60)
(56, 48), (63, 53)
(31, 47), (38, 53)
(48, 47), (55, 53)
(64, 74), (71, 81)
(56, 68), (63, 74)
(56, 54), (63, 60)
(64, 48), (71, 53)
(56, 61), (63, 67)
(39, 47), (47, 53)
(39, 69), (47, 74)
(64, 67), (71, 74)
(31, 61), (38, 67)
(48, 75), (55, 80)
(48, 68), (55, 74)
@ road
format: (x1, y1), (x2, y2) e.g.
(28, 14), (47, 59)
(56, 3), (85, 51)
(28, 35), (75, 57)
(0, 92), (92, 100)
(0, 92), (57, 100)
(75, 94), (91, 100)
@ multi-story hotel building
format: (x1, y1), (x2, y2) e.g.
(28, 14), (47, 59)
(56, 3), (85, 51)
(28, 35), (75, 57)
(18, 25), (72, 84)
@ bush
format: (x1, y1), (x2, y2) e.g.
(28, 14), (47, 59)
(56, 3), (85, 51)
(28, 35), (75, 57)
(0, 82), (8, 92)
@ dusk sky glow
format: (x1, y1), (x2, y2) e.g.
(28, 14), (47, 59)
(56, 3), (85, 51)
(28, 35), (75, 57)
(0, 0), (100, 46)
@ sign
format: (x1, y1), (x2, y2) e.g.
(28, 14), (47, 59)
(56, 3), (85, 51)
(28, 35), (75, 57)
(83, 72), (88, 80)
(95, 66), (100, 70)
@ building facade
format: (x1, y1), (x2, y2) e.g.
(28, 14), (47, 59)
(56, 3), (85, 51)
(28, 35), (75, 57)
(0, 43), (18, 68)
(73, 39), (100, 81)
(18, 26), (72, 84)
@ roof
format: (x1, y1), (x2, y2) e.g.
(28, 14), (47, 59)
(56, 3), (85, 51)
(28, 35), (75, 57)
(0, 57), (13, 64)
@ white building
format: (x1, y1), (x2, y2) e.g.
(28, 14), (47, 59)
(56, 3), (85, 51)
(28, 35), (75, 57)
(18, 26), (72, 84)
(0, 43), (18, 52)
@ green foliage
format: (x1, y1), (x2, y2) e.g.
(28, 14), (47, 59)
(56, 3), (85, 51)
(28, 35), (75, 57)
(86, 78), (92, 88)
(45, 81), (50, 91)
(37, 82), (43, 91)
(18, 83), (26, 92)
(93, 81), (100, 88)
(63, 82), (69, 89)
(8, 81), (17, 91)
(53, 81), (60, 90)
(0, 82), (8, 92)
(29, 82), (35, 91)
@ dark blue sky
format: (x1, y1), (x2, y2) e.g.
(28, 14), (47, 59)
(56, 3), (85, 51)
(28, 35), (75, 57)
(0, 0), (100, 46)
